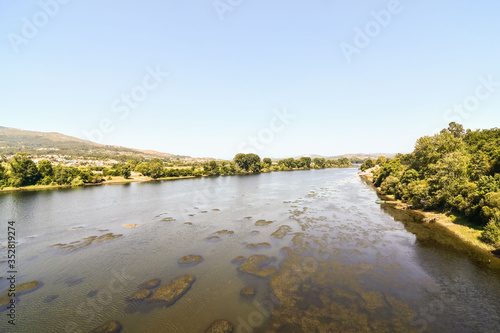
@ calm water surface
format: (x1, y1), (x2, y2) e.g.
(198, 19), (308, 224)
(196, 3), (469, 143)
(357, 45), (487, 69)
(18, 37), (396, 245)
(0, 168), (499, 332)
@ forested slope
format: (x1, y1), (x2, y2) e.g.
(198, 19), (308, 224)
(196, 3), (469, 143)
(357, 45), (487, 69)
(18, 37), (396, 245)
(361, 123), (500, 245)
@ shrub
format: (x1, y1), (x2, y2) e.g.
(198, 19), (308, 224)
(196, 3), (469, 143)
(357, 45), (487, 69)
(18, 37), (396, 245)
(481, 212), (500, 245)
(360, 159), (374, 172)
(406, 180), (432, 209)
(480, 192), (500, 224)
(71, 176), (84, 187)
(401, 169), (419, 184)
(380, 176), (400, 195)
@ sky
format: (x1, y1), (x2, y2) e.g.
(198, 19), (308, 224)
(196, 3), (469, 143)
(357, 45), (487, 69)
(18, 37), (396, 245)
(1, 0), (499, 159)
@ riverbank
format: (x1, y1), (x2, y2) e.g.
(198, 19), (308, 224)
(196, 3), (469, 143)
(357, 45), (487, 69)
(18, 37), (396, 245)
(359, 172), (499, 261)
(0, 166), (356, 194)
(0, 174), (196, 193)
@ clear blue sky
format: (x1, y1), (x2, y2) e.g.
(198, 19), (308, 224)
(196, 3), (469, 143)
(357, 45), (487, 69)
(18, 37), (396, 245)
(1, 0), (499, 159)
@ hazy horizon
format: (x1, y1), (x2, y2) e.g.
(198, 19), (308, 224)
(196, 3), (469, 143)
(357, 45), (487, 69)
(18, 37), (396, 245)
(1, 124), (399, 160)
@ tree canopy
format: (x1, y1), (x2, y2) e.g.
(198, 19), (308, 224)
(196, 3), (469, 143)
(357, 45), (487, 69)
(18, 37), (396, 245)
(365, 123), (500, 245)
(234, 153), (261, 172)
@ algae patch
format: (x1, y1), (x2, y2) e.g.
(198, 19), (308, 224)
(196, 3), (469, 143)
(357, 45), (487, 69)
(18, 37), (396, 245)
(271, 225), (292, 239)
(91, 320), (122, 333)
(246, 243), (271, 249)
(147, 275), (195, 306)
(240, 286), (257, 299)
(126, 289), (152, 302)
(216, 230), (234, 235)
(231, 256), (246, 264)
(205, 319), (234, 333)
(178, 254), (204, 265)
(51, 233), (123, 251)
(255, 220), (273, 226)
(238, 255), (276, 278)
(138, 278), (161, 289)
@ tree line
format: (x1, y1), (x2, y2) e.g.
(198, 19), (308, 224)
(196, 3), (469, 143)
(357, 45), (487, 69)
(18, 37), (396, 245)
(0, 155), (104, 187)
(361, 123), (500, 245)
(0, 153), (352, 188)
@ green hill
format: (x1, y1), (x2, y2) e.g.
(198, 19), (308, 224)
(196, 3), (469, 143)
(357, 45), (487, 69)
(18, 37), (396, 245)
(0, 127), (190, 161)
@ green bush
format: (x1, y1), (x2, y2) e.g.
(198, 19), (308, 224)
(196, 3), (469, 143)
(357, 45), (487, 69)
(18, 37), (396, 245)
(71, 176), (84, 187)
(481, 212), (500, 245)
(406, 180), (432, 209)
(401, 169), (419, 184)
(480, 192), (500, 223)
(360, 159), (374, 172)
(374, 158), (404, 187)
(380, 176), (399, 195)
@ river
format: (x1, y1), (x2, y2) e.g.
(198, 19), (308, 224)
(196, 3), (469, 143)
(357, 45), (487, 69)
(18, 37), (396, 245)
(0, 168), (499, 332)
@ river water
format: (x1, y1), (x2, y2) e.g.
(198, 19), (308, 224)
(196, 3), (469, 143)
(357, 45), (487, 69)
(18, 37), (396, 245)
(0, 168), (499, 332)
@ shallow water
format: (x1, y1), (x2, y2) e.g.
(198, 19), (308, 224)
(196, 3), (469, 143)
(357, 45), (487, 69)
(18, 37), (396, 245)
(0, 168), (499, 332)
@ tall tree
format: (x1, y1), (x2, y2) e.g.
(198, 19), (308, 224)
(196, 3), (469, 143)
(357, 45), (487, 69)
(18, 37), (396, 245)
(313, 158), (326, 168)
(135, 162), (150, 176)
(37, 159), (53, 179)
(148, 158), (164, 179)
(376, 156), (387, 166)
(122, 164), (131, 179)
(447, 122), (466, 139)
(234, 153), (249, 171)
(299, 157), (312, 169)
(0, 163), (6, 186)
(9, 154), (40, 186)
(234, 153), (261, 172)
(246, 154), (261, 173)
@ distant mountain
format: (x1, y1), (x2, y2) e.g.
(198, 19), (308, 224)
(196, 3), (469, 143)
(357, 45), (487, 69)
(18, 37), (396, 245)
(282, 153), (396, 161)
(0, 126), (395, 163)
(315, 153), (396, 160)
(0, 127), (195, 161)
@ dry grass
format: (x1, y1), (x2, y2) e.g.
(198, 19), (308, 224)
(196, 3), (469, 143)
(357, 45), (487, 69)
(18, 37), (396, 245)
(434, 213), (494, 252)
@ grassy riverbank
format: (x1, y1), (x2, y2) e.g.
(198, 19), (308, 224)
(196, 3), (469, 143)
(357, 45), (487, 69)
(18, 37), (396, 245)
(360, 172), (497, 256)
(0, 153), (354, 193)
(0, 174), (198, 193)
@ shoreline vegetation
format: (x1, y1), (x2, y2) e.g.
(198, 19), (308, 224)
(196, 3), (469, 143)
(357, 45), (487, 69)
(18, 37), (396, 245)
(0, 153), (353, 193)
(360, 171), (498, 257)
(359, 122), (500, 260)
